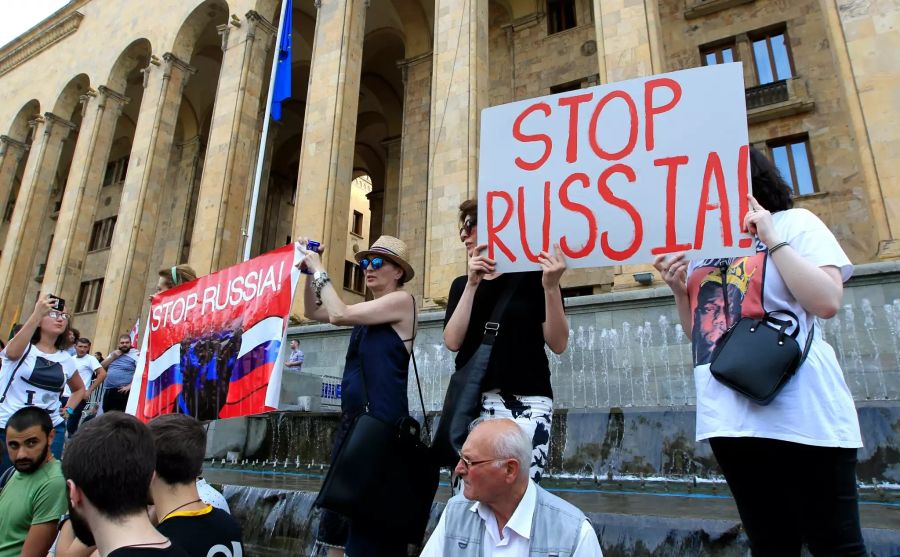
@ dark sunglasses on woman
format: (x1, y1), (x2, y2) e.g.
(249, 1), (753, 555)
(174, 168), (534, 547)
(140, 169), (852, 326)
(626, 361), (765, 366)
(358, 257), (384, 271)
(459, 217), (476, 237)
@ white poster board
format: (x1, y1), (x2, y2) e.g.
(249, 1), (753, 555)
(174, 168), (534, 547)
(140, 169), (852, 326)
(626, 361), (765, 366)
(477, 63), (754, 272)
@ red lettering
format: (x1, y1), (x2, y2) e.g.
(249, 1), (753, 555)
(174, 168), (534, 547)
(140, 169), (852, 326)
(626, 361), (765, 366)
(736, 145), (753, 248)
(598, 164), (643, 261)
(558, 93), (594, 163)
(694, 151), (733, 250)
(644, 78), (682, 151)
(517, 183), (552, 263)
(486, 191), (516, 261)
(589, 90), (638, 161)
(650, 156), (692, 255)
(513, 103), (553, 171)
(558, 173), (597, 259)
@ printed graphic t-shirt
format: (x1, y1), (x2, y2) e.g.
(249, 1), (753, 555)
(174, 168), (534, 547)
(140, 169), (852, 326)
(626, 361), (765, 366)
(0, 347), (76, 428)
(687, 208), (862, 448)
(157, 505), (243, 557)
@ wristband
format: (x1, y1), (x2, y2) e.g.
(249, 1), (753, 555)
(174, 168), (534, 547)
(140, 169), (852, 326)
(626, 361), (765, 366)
(768, 241), (789, 255)
(65, 407), (73, 416)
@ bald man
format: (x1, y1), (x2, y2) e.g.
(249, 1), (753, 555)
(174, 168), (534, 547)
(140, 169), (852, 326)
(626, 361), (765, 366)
(421, 418), (602, 556)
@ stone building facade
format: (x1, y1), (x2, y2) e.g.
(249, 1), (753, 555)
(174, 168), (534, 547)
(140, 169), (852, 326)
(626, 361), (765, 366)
(0, 0), (896, 350)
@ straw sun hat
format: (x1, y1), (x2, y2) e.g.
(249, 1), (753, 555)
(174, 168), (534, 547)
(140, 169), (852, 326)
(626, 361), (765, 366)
(354, 235), (415, 282)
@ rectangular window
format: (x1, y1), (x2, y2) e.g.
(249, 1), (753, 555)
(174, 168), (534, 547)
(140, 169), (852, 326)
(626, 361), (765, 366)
(88, 216), (116, 251)
(75, 278), (104, 313)
(751, 28), (794, 84)
(351, 210), (364, 236)
(102, 157), (129, 187)
(769, 136), (817, 196)
(343, 260), (365, 294)
(547, 0), (577, 35)
(701, 43), (735, 66)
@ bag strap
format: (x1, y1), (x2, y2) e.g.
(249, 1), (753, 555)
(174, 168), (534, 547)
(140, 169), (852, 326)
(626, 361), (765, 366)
(0, 343), (31, 404)
(481, 274), (524, 346)
(0, 465), (14, 492)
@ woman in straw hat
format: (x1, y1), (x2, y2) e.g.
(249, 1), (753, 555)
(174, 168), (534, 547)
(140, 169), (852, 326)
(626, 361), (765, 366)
(298, 235), (418, 557)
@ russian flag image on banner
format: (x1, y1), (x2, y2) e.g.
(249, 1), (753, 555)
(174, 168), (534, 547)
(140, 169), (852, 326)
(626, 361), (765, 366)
(126, 243), (303, 422)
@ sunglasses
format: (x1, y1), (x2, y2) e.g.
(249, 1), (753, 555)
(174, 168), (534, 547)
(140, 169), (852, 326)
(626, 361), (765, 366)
(358, 257), (384, 271)
(459, 218), (476, 237)
(48, 311), (70, 321)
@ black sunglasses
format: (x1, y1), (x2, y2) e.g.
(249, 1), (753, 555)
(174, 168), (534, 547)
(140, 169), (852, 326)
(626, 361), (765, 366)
(358, 257), (384, 271)
(459, 218), (476, 237)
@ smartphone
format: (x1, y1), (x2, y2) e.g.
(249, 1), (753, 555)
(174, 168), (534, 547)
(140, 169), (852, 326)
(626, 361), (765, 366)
(48, 295), (65, 311)
(302, 240), (320, 275)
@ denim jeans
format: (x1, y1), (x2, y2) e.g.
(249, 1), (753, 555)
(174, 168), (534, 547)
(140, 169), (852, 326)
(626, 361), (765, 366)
(710, 436), (866, 556)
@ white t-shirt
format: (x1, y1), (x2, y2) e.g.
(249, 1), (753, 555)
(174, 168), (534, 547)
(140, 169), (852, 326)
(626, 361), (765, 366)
(687, 208), (862, 448)
(0, 345), (76, 428)
(63, 354), (102, 397)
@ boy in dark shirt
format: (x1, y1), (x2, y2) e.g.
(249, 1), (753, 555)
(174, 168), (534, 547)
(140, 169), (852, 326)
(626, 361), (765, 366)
(61, 413), (187, 557)
(148, 414), (243, 556)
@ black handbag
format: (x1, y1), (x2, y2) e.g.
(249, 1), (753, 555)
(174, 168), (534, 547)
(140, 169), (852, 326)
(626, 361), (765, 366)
(314, 296), (439, 544)
(708, 260), (814, 405)
(431, 274), (522, 467)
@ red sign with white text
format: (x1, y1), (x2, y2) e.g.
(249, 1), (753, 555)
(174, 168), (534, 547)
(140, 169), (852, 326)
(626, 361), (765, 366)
(478, 63), (754, 271)
(126, 244), (302, 422)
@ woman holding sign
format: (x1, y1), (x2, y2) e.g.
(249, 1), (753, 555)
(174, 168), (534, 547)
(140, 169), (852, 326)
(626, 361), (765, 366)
(443, 199), (569, 483)
(654, 148), (865, 555)
(299, 236), (421, 557)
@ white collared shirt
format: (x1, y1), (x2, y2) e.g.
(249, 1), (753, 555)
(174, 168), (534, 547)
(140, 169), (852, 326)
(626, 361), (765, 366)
(421, 480), (603, 556)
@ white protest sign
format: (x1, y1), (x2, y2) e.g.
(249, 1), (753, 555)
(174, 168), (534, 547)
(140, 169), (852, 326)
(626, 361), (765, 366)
(477, 63), (754, 272)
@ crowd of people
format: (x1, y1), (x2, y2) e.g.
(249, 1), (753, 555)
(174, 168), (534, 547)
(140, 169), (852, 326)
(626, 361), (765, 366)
(0, 148), (868, 556)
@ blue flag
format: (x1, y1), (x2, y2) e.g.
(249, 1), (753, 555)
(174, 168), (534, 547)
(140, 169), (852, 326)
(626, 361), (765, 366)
(271, 0), (292, 121)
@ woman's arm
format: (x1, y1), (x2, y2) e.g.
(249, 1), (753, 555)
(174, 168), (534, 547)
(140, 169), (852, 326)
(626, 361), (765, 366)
(61, 375), (86, 418)
(443, 243), (495, 351)
(744, 195), (843, 318)
(5, 296), (54, 361)
(302, 275), (330, 322)
(539, 245), (568, 354)
(653, 253), (692, 333)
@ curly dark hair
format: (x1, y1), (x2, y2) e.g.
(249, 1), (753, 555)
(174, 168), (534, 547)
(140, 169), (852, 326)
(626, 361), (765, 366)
(749, 147), (794, 213)
(458, 199), (476, 225)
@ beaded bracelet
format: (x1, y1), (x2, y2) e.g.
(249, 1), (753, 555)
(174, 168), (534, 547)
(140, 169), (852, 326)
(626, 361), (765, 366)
(768, 241), (789, 255)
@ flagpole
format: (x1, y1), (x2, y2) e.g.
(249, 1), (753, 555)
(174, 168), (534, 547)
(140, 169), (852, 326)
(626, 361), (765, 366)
(242, 0), (290, 262)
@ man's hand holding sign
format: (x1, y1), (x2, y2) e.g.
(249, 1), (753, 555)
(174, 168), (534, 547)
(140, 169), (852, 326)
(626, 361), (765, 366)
(478, 63), (754, 271)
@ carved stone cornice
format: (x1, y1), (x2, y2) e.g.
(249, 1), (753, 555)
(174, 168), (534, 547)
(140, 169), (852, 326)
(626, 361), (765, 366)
(0, 12), (84, 77)
(43, 112), (78, 137)
(97, 86), (130, 106)
(397, 51), (432, 84)
(162, 53), (197, 77)
(217, 24), (232, 51)
(246, 11), (276, 38)
(0, 135), (29, 158)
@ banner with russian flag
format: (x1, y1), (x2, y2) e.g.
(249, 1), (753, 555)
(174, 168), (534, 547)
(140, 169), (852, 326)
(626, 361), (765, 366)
(125, 243), (303, 422)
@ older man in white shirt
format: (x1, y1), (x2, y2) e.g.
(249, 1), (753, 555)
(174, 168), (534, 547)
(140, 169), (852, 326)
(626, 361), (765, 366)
(421, 418), (602, 556)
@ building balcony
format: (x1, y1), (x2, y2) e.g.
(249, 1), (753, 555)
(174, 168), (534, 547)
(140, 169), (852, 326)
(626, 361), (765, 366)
(745, 77), (815, 125)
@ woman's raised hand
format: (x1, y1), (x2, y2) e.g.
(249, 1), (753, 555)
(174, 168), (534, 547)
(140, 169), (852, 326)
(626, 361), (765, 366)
(467, 243), (495, 286)
(33, 294), (55, 319)
(653, 252), (689, 298)
(295, 237), (326, 274)
(743, 194), (781, 247)
(538, 244), (567, 290)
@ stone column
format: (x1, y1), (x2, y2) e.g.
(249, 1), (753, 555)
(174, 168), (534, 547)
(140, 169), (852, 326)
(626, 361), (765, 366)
(735, 33), (756, 87)
(424, 0), (489, 305)
(189, 11), (277, 275)
(0, 136), (29, 218)
(43, 87), (129, 302)
(93, 53), (195, 349)
(366, 190), (384, 241)
(379, 136), (401, 237)
(0, 113), (77, 332)
(397, 53), (432, 301)
(819, 0), (899, 259)
(291, 0), (367, 310)
(161, 137), (202, 266)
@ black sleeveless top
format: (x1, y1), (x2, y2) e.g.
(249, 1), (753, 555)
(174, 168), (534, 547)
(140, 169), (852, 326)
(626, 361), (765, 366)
(340, 323), (410, 423)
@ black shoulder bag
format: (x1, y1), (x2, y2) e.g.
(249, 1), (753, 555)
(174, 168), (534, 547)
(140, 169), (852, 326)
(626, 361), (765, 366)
(709, 259), (814, 405)
(314, 295), (439, 544)
(431, 274), (523, 467)
(0, 343), (32, 404)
